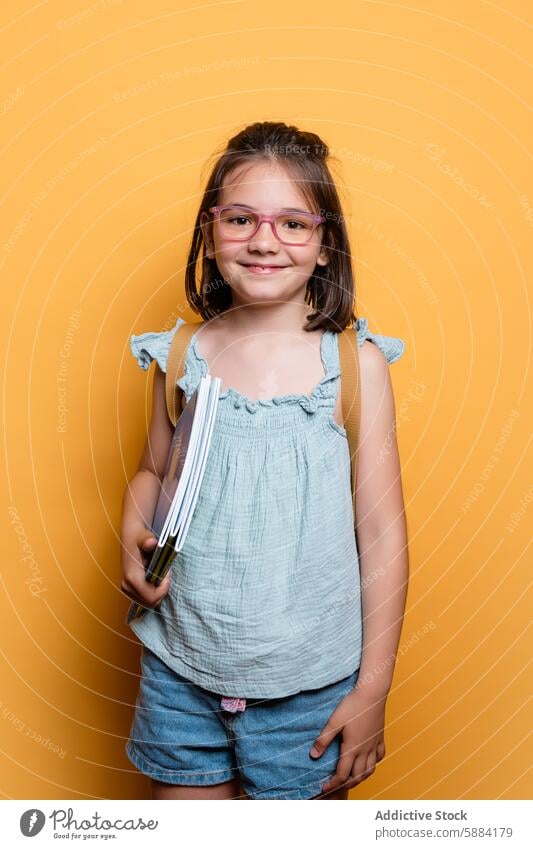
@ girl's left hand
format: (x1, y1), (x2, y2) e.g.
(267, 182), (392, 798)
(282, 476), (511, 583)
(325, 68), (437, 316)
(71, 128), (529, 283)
(309, 687), (387, 795)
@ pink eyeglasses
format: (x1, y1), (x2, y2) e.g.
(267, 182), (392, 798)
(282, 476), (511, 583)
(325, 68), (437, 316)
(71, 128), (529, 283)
(207, 205), (326, 246)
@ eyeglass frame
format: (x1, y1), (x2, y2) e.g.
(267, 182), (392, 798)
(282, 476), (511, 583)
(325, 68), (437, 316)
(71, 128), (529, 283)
(206, 205), (326, 246)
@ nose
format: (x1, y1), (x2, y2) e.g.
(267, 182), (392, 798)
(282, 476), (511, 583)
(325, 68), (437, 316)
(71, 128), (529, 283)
(247, 220), (280, 252)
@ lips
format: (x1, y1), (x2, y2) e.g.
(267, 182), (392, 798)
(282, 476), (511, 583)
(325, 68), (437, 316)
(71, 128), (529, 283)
(240, 263), (288, 274)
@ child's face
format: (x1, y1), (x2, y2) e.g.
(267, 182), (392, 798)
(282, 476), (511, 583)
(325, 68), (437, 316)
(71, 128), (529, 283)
(201, 160), (328, 308)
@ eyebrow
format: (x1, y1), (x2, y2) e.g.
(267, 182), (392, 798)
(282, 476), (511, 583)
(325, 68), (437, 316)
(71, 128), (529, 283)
(224, 203), (312, 214)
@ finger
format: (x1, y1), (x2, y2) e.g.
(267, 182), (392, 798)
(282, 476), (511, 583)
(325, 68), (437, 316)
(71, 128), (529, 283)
(320, 747), (354, 793)
(139, 537), (158, 566)
(121, 585), (154, 608)
(137, 533), (157, 560)
(309, 709), (346, 758)
(142, 576), (169, 602)
(349, 753), (369, 785)
(154, 574), (170, 596)
(309, 724), (339, 758)
(322, 740), (368, 793)
(123, 573), (169, 607)
(349, 758), (376, 788)
(366, 751), (377, 776)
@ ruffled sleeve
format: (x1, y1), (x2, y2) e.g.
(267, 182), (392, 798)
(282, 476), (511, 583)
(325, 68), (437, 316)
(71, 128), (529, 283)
(354, 316), (405, 364)
(130, 317), (187, 373)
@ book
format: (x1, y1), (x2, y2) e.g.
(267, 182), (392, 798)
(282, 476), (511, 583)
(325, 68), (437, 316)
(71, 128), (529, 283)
(125, 374), (221, 624)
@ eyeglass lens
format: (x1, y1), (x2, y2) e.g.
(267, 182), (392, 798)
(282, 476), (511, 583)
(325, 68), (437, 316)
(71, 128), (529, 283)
(217, 206), (318, 243)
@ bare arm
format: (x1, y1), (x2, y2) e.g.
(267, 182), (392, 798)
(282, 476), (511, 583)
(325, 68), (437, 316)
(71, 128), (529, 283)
(309, 340), (409, 790)
(120, 364), (175, 607)
(353, 340), (409, 700)
(121, 363), (174, 527)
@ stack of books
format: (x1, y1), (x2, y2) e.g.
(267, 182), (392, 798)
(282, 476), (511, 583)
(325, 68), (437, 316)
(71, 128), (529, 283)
(126, 374), (221, 624)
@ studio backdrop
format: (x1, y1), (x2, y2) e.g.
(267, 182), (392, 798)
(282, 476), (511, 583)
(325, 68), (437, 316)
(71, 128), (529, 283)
(1, 0), (530, 800)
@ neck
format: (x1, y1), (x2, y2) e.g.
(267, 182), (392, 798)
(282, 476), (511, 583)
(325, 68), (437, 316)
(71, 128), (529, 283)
(218, 300), (314, 337)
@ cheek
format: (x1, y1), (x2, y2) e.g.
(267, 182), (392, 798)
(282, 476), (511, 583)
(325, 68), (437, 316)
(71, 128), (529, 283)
(290, 247), (322, 268)
(212, 238), (239, 264)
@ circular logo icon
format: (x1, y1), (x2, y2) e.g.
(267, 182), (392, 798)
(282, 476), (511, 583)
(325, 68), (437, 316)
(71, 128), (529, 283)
(20, 809), (46, 837)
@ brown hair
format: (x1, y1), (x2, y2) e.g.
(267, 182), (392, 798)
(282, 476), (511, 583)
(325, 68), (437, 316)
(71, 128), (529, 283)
(184, 121), (357, 333)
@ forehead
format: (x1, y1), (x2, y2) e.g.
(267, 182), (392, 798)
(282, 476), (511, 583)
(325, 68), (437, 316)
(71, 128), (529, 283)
(220, 160), (313, 210)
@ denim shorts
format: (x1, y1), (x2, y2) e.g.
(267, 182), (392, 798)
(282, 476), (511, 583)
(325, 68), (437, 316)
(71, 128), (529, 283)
(125, 645), (360, 800)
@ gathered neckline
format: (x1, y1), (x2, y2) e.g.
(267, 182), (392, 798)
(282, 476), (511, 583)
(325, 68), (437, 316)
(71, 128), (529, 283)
(187, 328), (339, 413)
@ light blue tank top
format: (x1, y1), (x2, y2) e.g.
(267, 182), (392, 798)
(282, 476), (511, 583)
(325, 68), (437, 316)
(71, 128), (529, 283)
(128, 316), (405, 698)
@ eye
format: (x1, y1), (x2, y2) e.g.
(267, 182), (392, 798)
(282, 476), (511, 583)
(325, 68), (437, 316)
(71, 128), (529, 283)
(281, 216), (313, 230)
(229, 216), (252, 225)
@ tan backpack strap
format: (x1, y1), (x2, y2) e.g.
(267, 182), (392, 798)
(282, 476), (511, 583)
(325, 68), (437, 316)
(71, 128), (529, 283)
(337, 324), (361, 527)
(165, 322), (202, 426)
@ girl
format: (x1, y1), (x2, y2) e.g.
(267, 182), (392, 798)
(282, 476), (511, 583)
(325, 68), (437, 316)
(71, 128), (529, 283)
(121, 121), (408, 801)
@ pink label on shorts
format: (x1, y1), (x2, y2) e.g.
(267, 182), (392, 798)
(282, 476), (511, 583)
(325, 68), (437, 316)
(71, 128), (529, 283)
(220, 697), (247, 713)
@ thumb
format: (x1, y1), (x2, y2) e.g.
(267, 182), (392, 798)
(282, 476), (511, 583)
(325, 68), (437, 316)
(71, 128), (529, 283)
(140, 532), (158, 549)
(310, 723), (338, 758)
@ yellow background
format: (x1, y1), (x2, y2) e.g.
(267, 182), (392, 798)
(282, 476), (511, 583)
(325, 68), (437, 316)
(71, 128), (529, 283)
(1, 0), (531, 800)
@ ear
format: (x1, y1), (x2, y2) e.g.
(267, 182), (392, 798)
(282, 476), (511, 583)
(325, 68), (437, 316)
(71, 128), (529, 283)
(200, 211), (215, 259)
(315, 244), (329, 267)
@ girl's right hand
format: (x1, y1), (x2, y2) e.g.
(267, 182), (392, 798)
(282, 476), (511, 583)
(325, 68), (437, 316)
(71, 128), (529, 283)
(120, 529), (170, 609)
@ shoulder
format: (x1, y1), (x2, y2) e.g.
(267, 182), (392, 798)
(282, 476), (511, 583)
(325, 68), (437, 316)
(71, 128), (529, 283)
(353, 316), (405, 365)
(358, 338), (389, 385)
(129, 316), (187, 373)
(352, 316), (405, 406)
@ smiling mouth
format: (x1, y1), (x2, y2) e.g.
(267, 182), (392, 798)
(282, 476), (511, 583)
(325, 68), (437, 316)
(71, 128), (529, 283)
(240, 263), (288, 274)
